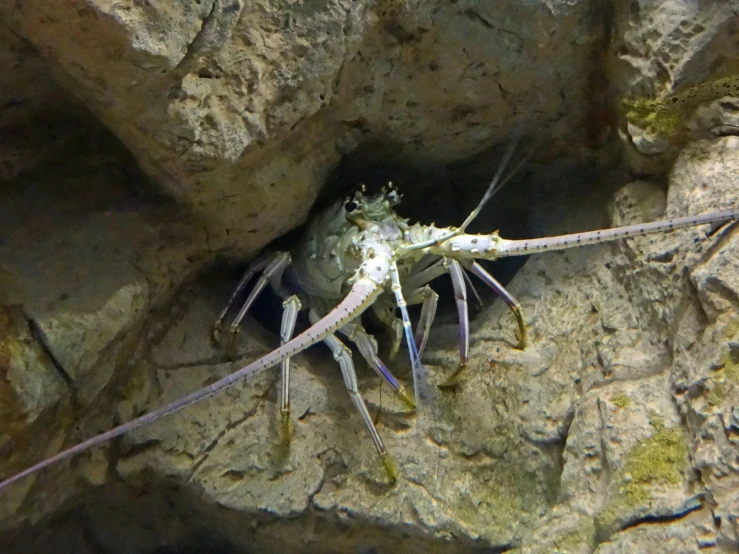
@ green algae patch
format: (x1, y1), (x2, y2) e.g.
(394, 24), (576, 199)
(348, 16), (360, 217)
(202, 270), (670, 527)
(720, 352), (739, 383)
(552, 518), (597, 553)
(705, 352), (739, 407)
(450, 457), (557, 540)
(648, 411), (665, 431)
(697, 318), (739, 407)
(706, 382), (726, 407)
(596, 426), (688, 538)
(722, 317), (739, 340)
(623, 73), (739, 139)
(611, 393), (631, 409)
(625, 427), (687, 486)
(623, 97), (682, 137)
(720, 318), (739, 383)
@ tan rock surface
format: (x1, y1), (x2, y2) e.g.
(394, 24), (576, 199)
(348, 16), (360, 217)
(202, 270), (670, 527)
(1, 1), (738, 553)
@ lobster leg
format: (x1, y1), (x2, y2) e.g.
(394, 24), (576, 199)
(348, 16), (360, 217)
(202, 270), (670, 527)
(402, 259), (470, 367)
(309, 310), (398, 482)
(447, 260), (469, 368)
(370, 298), (404, 360)
(404, 259), (481, 386)
(388, 261), (431, 411)
(279, 295), (302, 443)
(406, 285), (438, 360)
(372, 271), (441, 365)
(402, 258), (447, 292)
(462, 260), (526, 349)
(211, 253), (273, 345)
(222, 252), (291, 359)
(339, 321), (416, 409)
(462, 268), (484, 308)
(409, 253), (440, 277)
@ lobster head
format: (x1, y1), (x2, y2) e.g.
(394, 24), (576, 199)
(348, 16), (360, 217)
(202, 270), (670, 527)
(344, 183), (402, 225)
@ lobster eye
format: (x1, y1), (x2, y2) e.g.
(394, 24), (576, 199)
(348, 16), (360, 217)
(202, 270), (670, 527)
(344, 200), (359, 213)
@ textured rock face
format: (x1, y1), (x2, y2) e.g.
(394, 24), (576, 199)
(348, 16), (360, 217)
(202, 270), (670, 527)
(4, 139), (737, 553)
(1, 1), (739, 553)
(0, 0), (605, 254)
(0, 22), (206, 531)
(0, 127), (205, 530)
(612, 0), (739, 165)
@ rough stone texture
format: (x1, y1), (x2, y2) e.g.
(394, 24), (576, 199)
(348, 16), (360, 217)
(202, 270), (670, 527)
(0, 0), (607, 254)
(4, 137), (733, 553)
(0, 27), (79, 183)
(99, 275), (560, 552)
(1, 1), (739, 553)
(610, 0), (739, 94)
(611, 0), (739, 165)
(0, 306), (71, 525)
(593, 510), (720, 553)
(0, 104), (206, 530)
(516, 505), (597, 554)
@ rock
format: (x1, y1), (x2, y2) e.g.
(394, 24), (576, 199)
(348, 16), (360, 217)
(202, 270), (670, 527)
(1, 1), (739, 552)
(0, 110), (205, 530)
(516, 505), (596, 553)
(0, 305), (70, 526)
(103, 274), (558, 552)
(0, 0), (609, 254)
(611, 0), (739, 164)
(0, 27), (83, 183)
(4, 137), (724, 553)
(593, 510), (719, 553)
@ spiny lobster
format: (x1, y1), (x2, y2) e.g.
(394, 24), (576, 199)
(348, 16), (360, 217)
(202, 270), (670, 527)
(1, 144), (737, 489)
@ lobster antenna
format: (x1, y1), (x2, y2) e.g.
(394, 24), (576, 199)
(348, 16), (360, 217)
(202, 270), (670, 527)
(458, 135), (521, 233)
(460, 129), (543, 233)
(401, 133), (533, 253)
